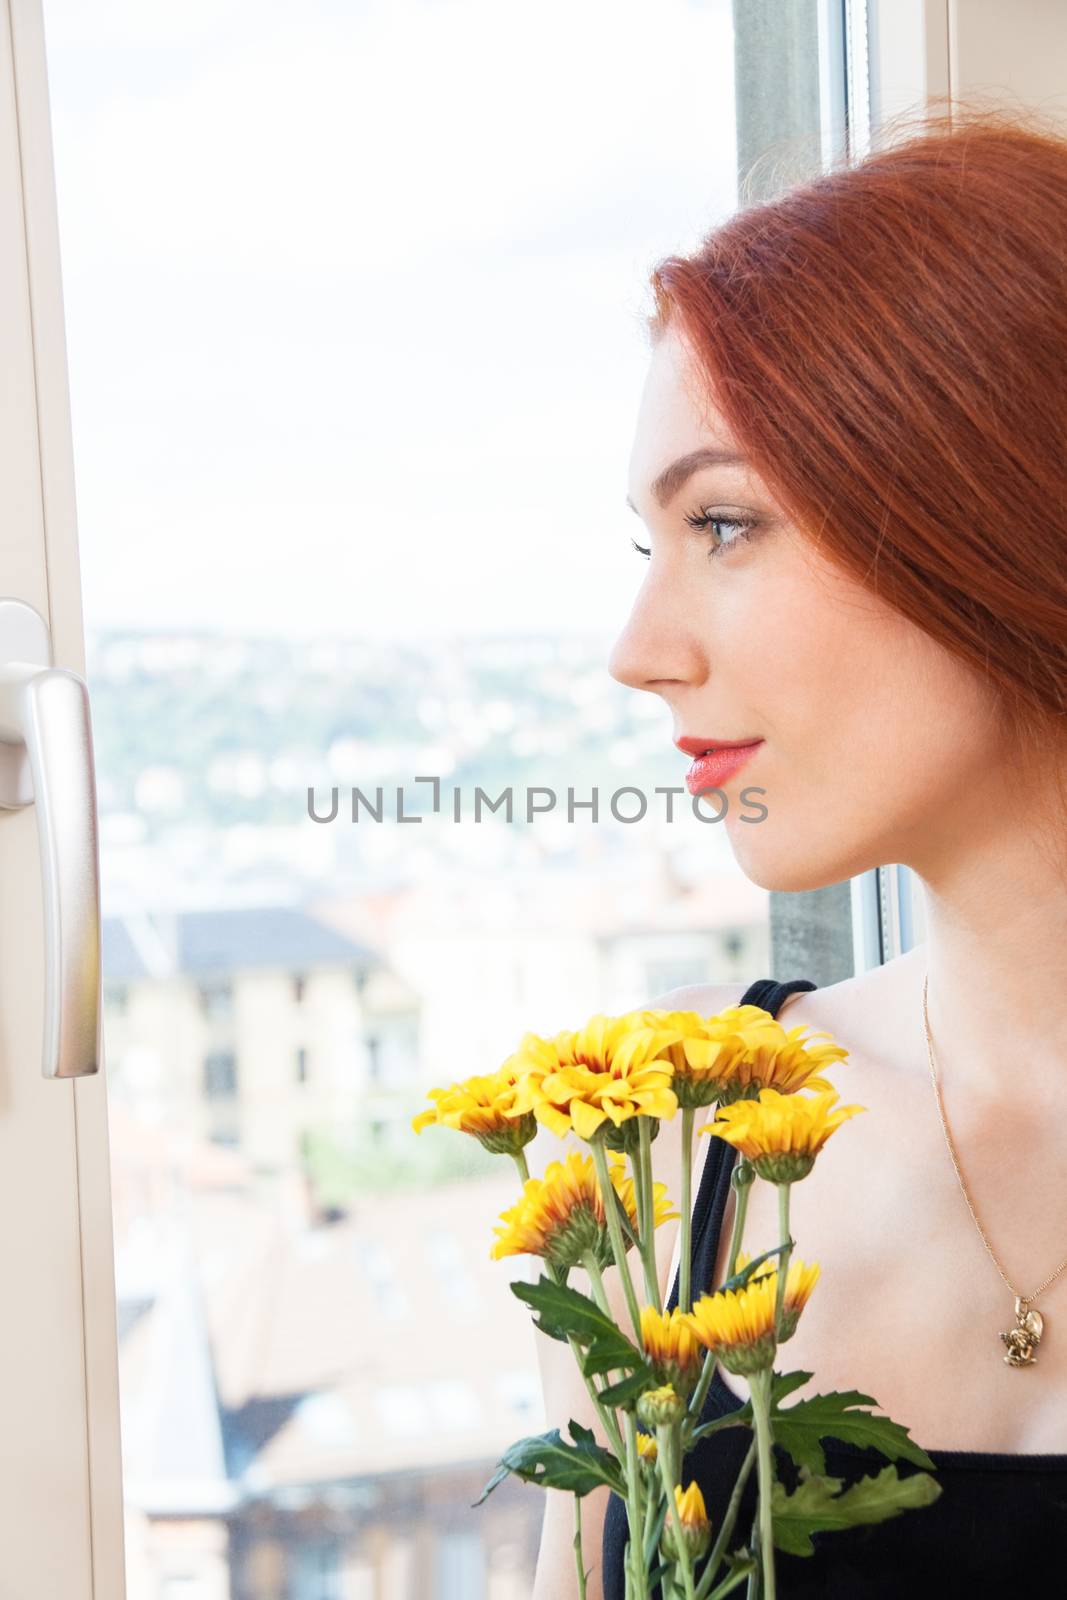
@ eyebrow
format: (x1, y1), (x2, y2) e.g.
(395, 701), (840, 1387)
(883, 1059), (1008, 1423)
(626, 447), (747, 513)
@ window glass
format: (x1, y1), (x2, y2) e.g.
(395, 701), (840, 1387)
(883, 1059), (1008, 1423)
(44, 2), (847, 1594)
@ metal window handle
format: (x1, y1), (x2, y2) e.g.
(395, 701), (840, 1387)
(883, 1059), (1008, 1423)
(0, 598), (101, 1078)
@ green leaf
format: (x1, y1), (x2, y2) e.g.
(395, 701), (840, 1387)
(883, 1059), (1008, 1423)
(609, 1184), (640, 1248)
(596, 1366), (657, 1409)
(771, 1464), (943, 1557)
(770, 1368), (815, 1405)
(511, 1277), (647, 1383)
(771, 1388), (938, 1475)
(472, 1420), (626, 1506)
(717, 1242), (790, 1296)
(688, 1368), (810, 1447)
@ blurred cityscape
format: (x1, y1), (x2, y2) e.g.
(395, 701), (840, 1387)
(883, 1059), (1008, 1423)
(94, 627), (770, 1599)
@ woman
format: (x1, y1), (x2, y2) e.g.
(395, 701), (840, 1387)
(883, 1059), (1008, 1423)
(532, 106), (1067, 1598)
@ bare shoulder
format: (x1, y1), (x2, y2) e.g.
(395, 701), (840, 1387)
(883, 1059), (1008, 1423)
(770, 945), (927, 1077)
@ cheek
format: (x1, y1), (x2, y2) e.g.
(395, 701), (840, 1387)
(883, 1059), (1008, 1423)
(751, 575), (1000, 818)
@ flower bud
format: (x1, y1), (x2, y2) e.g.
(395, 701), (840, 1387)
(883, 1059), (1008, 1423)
(660, 1481), (712, 1564)
(636, 1384), (685, 1429)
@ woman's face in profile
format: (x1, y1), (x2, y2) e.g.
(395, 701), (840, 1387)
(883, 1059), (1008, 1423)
(609, 323), (1010, 890)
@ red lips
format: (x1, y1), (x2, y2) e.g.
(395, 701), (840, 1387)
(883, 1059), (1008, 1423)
(674, 735), (763, 756)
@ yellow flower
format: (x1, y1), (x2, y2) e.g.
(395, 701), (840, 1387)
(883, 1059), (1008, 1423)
(490, 1150), (677, 1273)
(643, 1005), (849, 1108)
(687, 1273), (781, 1376)
(639, 1305), (706, 1399)
(636, 1382), (686, 1429)
(505, 1012), (682, 1147)
(635, 1429), (658, 1464)
(662, 1480), (712, 1563)
(733, 1252), (821, 1342)
(701, 1086), (867, 1182)
(676, 1480), (710, 1529)
(411, 1064), (537, 1155)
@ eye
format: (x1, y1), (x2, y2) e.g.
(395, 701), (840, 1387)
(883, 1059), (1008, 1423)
(683, 509), (759, 558)
(630, 511), (760, 561)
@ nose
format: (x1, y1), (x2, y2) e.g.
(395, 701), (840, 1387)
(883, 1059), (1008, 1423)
(607, 581), (707, 694)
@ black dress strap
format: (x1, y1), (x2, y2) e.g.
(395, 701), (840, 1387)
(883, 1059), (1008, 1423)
(665, 977), (818, 1316)
(601, 976), (818, 1600)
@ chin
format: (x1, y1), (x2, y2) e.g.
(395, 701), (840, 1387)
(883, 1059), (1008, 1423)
(726, 820), (865, 894)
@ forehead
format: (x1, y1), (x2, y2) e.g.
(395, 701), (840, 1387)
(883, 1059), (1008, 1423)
(628, 325), (739, 491)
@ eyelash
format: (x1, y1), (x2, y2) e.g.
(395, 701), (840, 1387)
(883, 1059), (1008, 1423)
(630, 510), (758, 562)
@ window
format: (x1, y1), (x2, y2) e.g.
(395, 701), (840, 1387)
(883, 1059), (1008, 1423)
(104, 982), (129, 1015)
(433, 1530), (486, 1600)
(36, 5), (882, 1598)
(198, 979), (234, 1021)
(365, 1033), (381, 1083)
(203, 1050), (238, 1099)
(291, 1538), (345, 1600)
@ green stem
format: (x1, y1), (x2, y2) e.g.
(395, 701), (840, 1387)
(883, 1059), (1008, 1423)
(637, 1117), (661, 1309)
(704, 1566), (757, 1600)
(748, 1369), (777, 1600)
(773, 1184), (792, 1338)
(573, 1493), (588, 1600)
(548, 1260), (624, 1458)
(685, 1349), (719, 1432)
(695, 1437), (756, 1600)
(679, 1108), (695, 1312)
(621, 1408), (649, 1600)
(724, 1158), (753, 1281)
(591, 1139), (644, 1343)
(512, 1149), (531, 1183)
(657, 1425), (696, 1600)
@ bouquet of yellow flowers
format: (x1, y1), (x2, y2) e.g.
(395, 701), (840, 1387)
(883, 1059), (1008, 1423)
(413, 1004), (941, 1599)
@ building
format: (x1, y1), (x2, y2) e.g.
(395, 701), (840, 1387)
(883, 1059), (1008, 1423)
(102, 905), (421, 1173)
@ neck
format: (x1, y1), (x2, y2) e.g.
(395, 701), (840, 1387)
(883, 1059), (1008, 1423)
(910, 784), (1067, 1107)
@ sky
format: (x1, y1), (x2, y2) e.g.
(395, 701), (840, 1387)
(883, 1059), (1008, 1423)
(42, 0), (737, 641)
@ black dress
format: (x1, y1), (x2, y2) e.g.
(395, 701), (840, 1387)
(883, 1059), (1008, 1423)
(601, 977), (1067, 1598)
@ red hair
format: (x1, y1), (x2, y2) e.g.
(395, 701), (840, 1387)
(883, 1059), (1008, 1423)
(646, 104), (1067, 763)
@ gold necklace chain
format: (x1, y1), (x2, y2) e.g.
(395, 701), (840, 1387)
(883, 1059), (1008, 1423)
(922, 970), (1067, 1340)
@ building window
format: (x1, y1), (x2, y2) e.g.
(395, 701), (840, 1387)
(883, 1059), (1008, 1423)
(204, 1050), (238, 1098)
(365, 1033), (381, 1083)
(644, 957), (710, 997)
(198, 980), (234, 1021)
(104, 982), (129, 1015)
(291, 1536), (345, 1600)
(292, 972), (307, 1004)
(433, 1530), (486, 1600)
(296, 1046), (309, 1084)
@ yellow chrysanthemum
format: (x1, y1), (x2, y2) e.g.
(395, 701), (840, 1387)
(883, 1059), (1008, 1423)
(641, 1005), (848, 1108)
(636, 1381), (686, 1428)
(701, 1086), (866, 1182)
(675, 1480), (710, 1532)
(687, 1273), (781, 1376)
(490, 1150), (677, 1272)
(635, 1429), (658, 1463)
(504, 1012), (682, 1145)
(662, 1480), (712, 1562)
(412, 1064), (537, 1155)
(733, 1252), (821, 1342)
(639, 1305), (706, 1399)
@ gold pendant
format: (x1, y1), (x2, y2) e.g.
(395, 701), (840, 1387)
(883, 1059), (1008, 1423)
(999, 1296), (1044, 1367)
